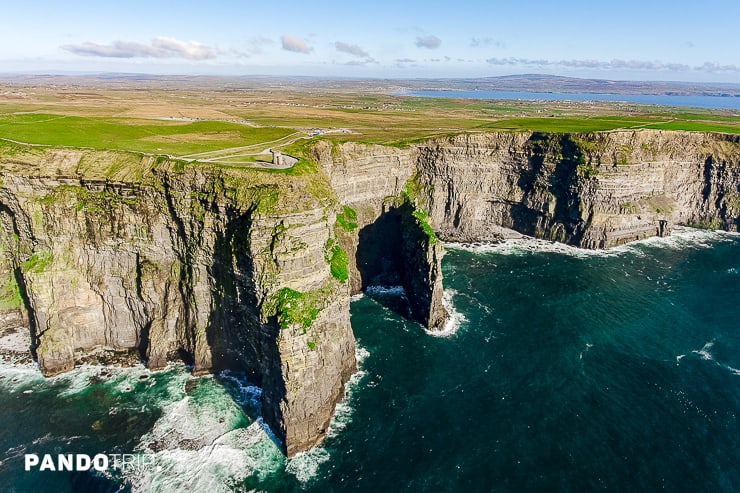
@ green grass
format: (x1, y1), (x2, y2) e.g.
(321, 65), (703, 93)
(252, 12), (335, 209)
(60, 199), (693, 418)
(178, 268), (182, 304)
(264, 285), (335, 330)
(271, 288), (320, 330)
(646, 121), (740, 133)
(0, 113), (294, 156)
(38, 185), (137, 212)
(324, 237), (349, 282)
(477, 116), (740, 134)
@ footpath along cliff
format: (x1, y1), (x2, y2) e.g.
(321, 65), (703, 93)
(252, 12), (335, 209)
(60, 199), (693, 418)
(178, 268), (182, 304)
(1, 129), (738, 456)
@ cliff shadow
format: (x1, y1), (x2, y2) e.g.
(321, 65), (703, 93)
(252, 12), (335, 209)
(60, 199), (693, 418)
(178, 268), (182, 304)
(205, 207), (288, 452)
(0, 203), (39, 360)
(508, 134), (587, 244)
(208, 209), (273, 380)
(355, 204), (413, 320)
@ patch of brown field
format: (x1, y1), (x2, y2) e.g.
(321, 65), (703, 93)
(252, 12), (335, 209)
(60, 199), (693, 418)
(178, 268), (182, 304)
(140, 131), (244, 143)
(115, 105), (238, 120)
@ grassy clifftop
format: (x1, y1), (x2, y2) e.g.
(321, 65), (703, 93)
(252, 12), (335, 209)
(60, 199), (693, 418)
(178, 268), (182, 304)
(0, 113), (294, 156)
(0, 138), (335, 216)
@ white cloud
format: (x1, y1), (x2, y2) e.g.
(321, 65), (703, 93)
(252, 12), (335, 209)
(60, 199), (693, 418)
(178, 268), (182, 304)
(281, 34), (312, 54)
(485, 57), (694, 72)
(696, 61), (739, 72)
(62, 37), (219, 60)
(394, 58), (418, 68)
(334, 41), (370, 58)
(247, 35), (274, 54)
(415, 35), (441, 49)
(470, 37), (506, 49)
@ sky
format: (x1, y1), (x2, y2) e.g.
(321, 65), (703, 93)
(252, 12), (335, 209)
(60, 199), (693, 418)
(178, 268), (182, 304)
(1, 0), (739, 82)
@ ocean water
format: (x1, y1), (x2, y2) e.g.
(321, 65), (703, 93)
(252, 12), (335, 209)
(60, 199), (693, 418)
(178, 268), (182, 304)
(1, 228), (739, 492)
(403, 90), (740, 110)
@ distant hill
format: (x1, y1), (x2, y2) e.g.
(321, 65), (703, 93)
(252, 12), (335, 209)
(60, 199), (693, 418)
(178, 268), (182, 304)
(1, 72), (738, 97)
(396, 74), (740, 97)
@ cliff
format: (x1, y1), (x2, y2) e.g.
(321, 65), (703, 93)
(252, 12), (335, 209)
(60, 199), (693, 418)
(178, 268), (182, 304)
(310, 142), (449, 329)
(0, 141), (355, 457)
(412, 130), (740, 247)
(1, 129), (739, 457)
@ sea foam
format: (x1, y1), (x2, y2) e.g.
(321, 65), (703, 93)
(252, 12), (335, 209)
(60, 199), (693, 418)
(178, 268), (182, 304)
(425, 289), (468, 338)
(689, 340), (740, 376)
(124, 371), (284, 492)
(285, 344), (370, 483)
(446, 227), (739, 258)
(364, 285), (408, 298)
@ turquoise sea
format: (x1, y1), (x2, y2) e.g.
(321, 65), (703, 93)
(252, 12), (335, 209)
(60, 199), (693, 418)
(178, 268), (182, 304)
(1, 228), (739, 492)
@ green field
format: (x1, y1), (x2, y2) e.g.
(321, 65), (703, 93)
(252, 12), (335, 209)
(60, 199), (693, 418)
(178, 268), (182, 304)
(0, 113), (294, 156)
(478, 115), (740, 134)
(0, 84), (738, 157)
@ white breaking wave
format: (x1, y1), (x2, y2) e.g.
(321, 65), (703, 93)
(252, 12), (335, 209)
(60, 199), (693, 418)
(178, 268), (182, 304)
(630, 226), (738, 250)
(285, 344), (370, 483)
(425, 289), (468, 338)
(355, 346), (370, 365)
(122, 343), (372, 490)
(0, 361), (43, 391)
(692, 340), (715, 361)
(364, 285), (408, 298)
(128, 423), (284, 493)
(125, 372), (284, 493)
(285, 446), (331, 484)
(0, 361), (161, 398)
(445, 227), (739, 258)
(446, 239), (618, 258)
(689, 340), (740, 376)
(218, 370), (263, 409)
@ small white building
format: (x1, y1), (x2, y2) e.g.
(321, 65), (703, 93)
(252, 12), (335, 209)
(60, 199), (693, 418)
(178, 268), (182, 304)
(271, 150), (284, 166)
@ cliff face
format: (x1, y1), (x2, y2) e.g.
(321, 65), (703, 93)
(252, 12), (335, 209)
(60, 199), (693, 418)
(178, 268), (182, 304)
(412, 130), (740, 247)
(312, 129), (739, 328)
(311, 141), (450, 330)
(0, 143), (355, 457)
(1, 129), (738, 458)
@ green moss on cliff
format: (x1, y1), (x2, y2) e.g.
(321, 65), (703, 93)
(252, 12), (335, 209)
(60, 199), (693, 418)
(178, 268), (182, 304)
(401, 172), (434, 209)
(688, 217), (724, 230)
(324, 238), (349, 282)
(22, 250), (53, 274)
(263, 283), (335, 330)
(335, 205), (358, 232)
(724, 191), (740, 212)
(0, 270), (22, 311)
(575, 162), (599, 179)
(396, 175), (439, 246)
(410, 209), (439, 245)
(38, 185), (138, 213)
(215, 142), (335, 215)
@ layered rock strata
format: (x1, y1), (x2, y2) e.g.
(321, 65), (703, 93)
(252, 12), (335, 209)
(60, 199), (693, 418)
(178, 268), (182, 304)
(1, 129), (738, 457)
(412, 130), (740, 247)
(311, 141), (449, 329)
(0, 143), (355, 456)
